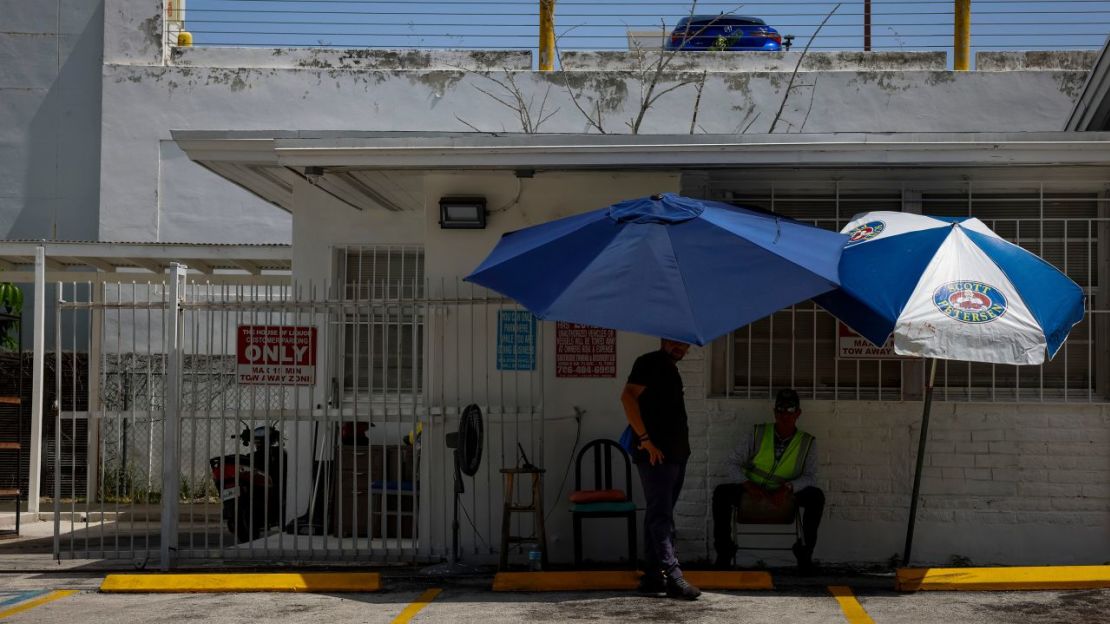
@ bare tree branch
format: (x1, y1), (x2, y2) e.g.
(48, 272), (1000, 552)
(645, 78), (701, 109)
(742, 110), (762, 133)
(449, 62), (561, 134)
(472, 83), (522, 114)
(799, 77), (819, 133)
(689, 70), (708, 134)
(769, 3), (840, 134)
(554, 38), (608, 133)
(455, 115), (484, 133)
(627, 2), (745, 134)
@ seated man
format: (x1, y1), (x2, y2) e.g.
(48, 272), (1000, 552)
(712, 389), (825, 570)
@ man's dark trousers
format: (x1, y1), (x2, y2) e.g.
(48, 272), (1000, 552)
(712, 484), (825, 558)
(637, 461), (687, 580)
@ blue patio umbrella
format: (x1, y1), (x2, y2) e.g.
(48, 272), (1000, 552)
(465, 193), (847, 346)
(813, 211), (1084, 565)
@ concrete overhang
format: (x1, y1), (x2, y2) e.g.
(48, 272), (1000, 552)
(1067, 36), (1110, 131)
(0, 240), (291, 283)
(173, 130), (1110, 211)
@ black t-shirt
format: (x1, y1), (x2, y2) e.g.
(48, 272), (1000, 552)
(627, 349), (690, 463)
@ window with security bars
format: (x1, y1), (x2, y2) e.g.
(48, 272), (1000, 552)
(336, 246), (424, 396)
(705, 178), (1108, 402)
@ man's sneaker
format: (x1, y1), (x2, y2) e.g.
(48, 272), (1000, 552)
(665, 576), (701, 601)
(637, 574), (666, 594)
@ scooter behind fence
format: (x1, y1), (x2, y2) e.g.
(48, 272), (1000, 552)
(209, 424), (287, 543)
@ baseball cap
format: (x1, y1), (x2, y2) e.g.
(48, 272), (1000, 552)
(775, 389), (800, 412)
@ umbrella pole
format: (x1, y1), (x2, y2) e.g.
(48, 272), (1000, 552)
(903, 358), (938, 567)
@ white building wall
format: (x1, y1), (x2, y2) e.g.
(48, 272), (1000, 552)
(688, 398), (1110, 566)
(0, 0), (103, 240)
(98, 0), (1091, 245)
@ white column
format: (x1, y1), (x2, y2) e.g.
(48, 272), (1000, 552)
(86, 282), (102, 505)
(27, 246), (45, 514)
(160, 263), (186, 570)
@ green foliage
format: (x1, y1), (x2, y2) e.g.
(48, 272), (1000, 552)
(0, 282), (23, 351)
(99, 460), (156, 504)
(708, 34), (742, 52)
(99, 461), (218, 504)
(179, 474), (218, 503)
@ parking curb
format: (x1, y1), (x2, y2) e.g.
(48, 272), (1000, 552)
(99, 572), (382, 593)
(492, 570), (773, 591)
(896, 565), (1110, 591)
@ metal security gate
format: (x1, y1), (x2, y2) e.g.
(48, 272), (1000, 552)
(54, 264), (545, 568)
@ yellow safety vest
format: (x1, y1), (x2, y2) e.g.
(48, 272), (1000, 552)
(742, 424), (814, 490)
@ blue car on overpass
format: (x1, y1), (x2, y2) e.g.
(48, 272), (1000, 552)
(665, 15), (792, 52)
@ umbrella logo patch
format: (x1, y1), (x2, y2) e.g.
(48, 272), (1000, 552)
(846, 221), (885, 245)
(933, 281), (1008, 323)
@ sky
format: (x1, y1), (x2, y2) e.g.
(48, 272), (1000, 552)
(182, 0), (1110, 59)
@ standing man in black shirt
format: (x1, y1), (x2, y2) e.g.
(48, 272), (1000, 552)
(620, 339), (701, 600)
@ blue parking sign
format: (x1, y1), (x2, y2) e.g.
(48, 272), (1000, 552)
(497, 310), (536, 371)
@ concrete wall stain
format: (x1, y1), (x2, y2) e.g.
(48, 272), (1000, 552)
(411, 71), (465, 94)
(925, 72), (957, 86)
(848, 71), (910, 93)
(723, 73), (754, 97)
(804, 53), (835, 71)
(467, 51), (515, 69)
(977, 51), (1097, 71)
(1053, 71), (1089, 100)
(542, 72), (630, 112)
(139, 14), (161, 57)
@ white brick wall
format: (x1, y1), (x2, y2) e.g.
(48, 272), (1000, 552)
(672, 355), (1110, 566)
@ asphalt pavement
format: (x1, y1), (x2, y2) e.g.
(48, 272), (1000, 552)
(1, 519), (1107, 623)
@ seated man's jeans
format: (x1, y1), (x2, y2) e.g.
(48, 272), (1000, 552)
(712, 483), (825, 558)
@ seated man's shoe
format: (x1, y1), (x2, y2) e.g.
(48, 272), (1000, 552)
(665, 576), (701, 601)
(792, 539), (814, 571)
(637, 573), (666, 594)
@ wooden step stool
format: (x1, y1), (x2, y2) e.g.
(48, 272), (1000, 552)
(499, 467), (547, 571)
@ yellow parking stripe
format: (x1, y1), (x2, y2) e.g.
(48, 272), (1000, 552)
(492, 570), (773, 591)
(100, 572), (381, 593)
(897, 565), (1110, 591)
(0, 590), (77, 620)
(390, 588), (442, 624)
(828, 586), (876, 624)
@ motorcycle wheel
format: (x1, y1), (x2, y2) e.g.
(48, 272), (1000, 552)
(234, 514), (255, 543)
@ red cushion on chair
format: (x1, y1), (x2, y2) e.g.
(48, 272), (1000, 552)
(569, 489), (626, 504)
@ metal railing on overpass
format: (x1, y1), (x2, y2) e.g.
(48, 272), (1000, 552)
(169, 1), (1110, 69)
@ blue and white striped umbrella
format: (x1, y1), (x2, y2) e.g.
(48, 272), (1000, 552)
(815, 211), (1084, 366)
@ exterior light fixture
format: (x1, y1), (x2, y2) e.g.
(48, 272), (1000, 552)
(439, 197), (487, 229)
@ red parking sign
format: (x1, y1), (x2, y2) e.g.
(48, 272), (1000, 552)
(236, 325), (317, 385)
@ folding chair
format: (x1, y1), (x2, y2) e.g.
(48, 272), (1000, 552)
(731, 490), (801, 564)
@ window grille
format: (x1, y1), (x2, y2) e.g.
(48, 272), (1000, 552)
(335, 246), (425, 397)
(705, 175), (1108, 403)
